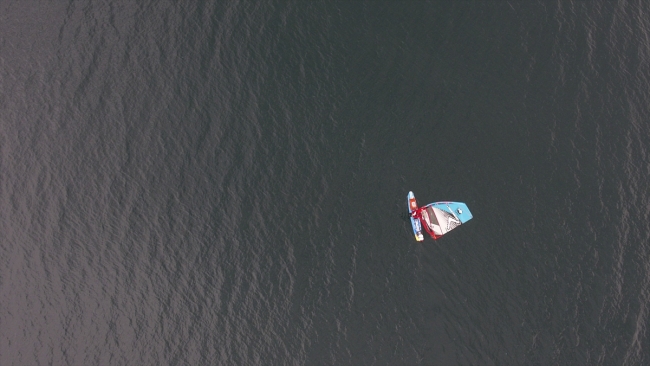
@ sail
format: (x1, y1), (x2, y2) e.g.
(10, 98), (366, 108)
(420, 202), (472, 239)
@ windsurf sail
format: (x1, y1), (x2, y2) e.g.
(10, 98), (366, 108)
(408, 192), (473, 240)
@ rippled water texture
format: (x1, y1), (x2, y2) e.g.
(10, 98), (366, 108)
(1, 1), (649, 364)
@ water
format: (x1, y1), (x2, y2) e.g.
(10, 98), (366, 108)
(1, 1), (649, 364)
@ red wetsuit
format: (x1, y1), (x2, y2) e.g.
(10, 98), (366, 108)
(411, 207), (423, 219)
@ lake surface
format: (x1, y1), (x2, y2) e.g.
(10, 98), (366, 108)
(1, 1), (649, 364)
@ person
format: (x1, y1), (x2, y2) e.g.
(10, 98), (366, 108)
(411, 208), (422, 219)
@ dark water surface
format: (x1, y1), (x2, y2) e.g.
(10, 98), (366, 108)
(2, 1), (650, 365)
